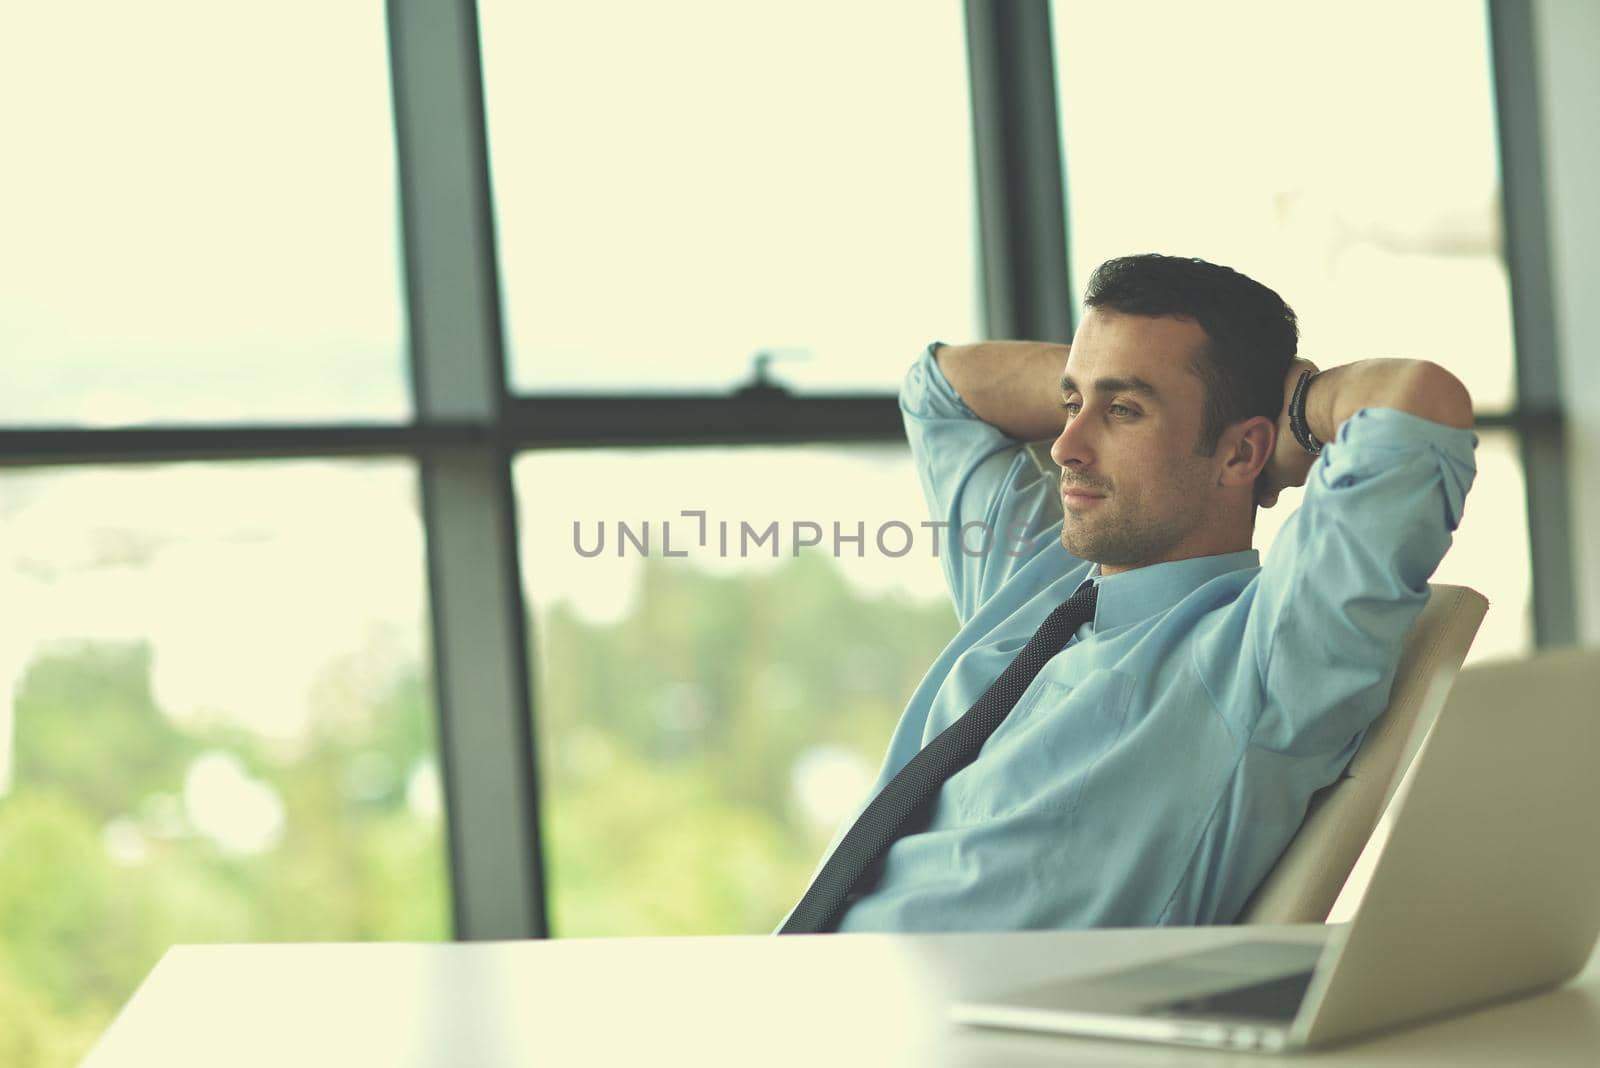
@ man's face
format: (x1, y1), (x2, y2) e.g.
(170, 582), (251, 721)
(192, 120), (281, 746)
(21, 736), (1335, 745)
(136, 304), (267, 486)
(1048, 308), (1222, 574)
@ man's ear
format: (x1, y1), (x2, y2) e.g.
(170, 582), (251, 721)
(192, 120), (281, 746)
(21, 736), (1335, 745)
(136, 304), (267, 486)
(1218, 415), (1276, 490)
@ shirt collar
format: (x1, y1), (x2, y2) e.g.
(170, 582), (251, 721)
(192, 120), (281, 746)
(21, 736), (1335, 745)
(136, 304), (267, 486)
(1085, 549), (1260, 632)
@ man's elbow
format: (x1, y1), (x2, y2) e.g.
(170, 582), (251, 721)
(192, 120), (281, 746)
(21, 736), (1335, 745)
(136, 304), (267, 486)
(1400, 361), (1475, 430)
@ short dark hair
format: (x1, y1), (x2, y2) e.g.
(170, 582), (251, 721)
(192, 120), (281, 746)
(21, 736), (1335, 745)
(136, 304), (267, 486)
(1082, 253), (1299, 455)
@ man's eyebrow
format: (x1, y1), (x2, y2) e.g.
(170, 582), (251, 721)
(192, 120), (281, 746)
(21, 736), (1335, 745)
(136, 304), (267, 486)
(1058, 374), (1159, 398)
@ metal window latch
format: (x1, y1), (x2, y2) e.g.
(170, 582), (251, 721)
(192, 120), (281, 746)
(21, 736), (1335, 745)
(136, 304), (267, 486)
(733, 348), (809, 399)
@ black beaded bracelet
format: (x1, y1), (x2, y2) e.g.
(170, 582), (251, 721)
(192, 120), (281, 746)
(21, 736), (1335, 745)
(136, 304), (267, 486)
(1288, 370), (1323, 456)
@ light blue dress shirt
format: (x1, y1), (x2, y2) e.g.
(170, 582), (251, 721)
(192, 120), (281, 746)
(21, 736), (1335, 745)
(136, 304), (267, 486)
(792, 343), (1477, 933)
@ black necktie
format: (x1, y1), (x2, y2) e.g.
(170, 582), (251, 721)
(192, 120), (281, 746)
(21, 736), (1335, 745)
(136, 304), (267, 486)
(779, 580), (1099, 934)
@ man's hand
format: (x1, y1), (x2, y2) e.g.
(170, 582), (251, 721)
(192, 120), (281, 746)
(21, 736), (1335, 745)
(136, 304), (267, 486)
(1256, 354), (1476, 507)
(1256, 358), (1321, 509)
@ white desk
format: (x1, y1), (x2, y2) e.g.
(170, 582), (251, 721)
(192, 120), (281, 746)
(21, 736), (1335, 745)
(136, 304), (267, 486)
(85, 925), (1600, 1066)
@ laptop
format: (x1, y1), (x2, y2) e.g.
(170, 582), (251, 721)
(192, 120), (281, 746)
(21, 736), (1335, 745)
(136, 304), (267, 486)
(951, 648), (1600, 1052)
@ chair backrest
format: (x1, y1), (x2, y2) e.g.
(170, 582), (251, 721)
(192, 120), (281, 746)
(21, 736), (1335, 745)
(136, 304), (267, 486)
(1237, 583), (1489, 925)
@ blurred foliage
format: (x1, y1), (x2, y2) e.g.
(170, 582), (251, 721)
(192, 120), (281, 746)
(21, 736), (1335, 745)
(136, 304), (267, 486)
(0, 645), (449, 1066)
(535, 552), (955, 935)
(0, 550), (954, 1064)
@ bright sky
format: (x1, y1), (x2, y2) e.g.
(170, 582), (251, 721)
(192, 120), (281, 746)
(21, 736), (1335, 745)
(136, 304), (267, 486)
(0, 1), (406, 425)
(477, 0), (982, 395)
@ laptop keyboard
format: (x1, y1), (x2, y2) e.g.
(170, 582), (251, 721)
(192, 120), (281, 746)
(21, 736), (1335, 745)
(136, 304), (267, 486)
(1151, 968), (1316, 1022)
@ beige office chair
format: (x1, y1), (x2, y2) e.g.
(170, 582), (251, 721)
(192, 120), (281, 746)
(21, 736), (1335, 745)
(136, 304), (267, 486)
(1237, 583), (1489, 925)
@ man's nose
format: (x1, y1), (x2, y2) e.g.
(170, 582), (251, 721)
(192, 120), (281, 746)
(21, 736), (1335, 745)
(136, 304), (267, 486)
(1049, 411), (1095, 469)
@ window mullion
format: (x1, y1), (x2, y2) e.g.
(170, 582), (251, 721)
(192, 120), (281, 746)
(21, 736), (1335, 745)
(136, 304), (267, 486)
(388, 0), (547, 939)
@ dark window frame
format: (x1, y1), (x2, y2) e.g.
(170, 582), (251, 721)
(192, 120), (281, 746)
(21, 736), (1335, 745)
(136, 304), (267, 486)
(0, 0), (1567, 942)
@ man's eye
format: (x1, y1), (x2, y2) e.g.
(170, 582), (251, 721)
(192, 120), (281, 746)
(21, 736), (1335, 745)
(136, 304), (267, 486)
(1110, 404), (1136, 417)
(1060, 401), (1080, 416)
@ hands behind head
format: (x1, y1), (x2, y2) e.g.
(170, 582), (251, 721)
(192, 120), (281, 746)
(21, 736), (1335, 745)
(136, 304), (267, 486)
(1255, 358), (1322, 509)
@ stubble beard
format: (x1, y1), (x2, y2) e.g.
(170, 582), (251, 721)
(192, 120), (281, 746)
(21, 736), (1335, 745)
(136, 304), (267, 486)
(1061, 504), (1198, 569)
(1059, 462), (1212, 569)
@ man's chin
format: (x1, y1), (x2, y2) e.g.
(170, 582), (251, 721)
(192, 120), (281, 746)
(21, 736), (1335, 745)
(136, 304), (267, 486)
(1059, 531), (1104, 562)
(1061, 524), (1137, 568)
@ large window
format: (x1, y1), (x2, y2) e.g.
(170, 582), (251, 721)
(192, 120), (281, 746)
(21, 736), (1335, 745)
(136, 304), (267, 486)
(482, 0), (984, 933)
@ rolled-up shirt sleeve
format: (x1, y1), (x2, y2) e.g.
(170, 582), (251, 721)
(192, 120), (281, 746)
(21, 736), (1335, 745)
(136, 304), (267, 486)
(1197, 407), (1478, 754)
(899, 343), (1066, 623)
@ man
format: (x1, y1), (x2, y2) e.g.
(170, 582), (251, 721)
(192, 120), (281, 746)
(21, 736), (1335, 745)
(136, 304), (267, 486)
(780, 253), (1476, 934)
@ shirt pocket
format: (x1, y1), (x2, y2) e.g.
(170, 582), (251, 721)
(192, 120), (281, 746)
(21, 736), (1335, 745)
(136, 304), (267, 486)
(946, 668), (1136, 822)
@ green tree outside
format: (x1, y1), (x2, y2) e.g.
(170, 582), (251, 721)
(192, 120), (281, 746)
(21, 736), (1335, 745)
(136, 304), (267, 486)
(0, 549), (953, 1063)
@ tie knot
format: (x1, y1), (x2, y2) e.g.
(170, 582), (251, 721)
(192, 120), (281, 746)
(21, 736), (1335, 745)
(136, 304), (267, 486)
(1068, 578), (1098, 612)
(1044, 580), (1098, 638)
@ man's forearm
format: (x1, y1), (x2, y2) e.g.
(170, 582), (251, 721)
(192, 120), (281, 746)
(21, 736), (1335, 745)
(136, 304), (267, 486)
(1303, 359), (1475, 441)
(934, 341), (1070, 442)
